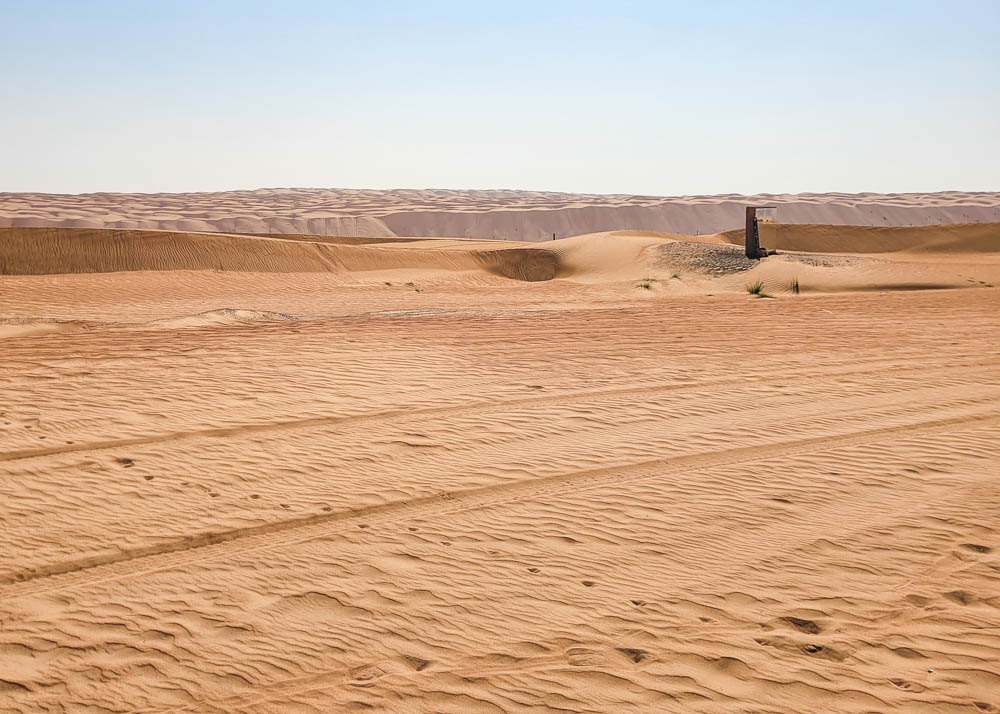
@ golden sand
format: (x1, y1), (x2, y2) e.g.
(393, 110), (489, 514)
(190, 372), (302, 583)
(1, 223), (998, 712)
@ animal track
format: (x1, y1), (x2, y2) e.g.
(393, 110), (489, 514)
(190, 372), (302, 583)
(347, 664), (385, 684)
(617, 648), (650, 664)
(943, 590), (977, 605)
(778, 616), (822, 634)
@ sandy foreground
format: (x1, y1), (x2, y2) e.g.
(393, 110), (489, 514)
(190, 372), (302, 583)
(1, 225), (999, 712)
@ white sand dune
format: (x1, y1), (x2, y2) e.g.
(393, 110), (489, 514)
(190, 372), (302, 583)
(3, 188), (1000, 240)
(1, 221), (998, 713)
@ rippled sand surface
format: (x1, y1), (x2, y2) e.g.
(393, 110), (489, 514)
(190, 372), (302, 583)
(1, 227), (999, 712)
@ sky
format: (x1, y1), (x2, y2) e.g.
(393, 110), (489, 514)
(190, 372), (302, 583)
(1, 0), (998, 195)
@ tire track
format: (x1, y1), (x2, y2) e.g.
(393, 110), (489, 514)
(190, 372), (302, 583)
(2, 356), (995, 463)
(2, 410), (996, 601)
(148, 432), (1000, 714)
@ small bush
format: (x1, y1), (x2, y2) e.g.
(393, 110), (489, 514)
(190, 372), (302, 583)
(788, 278), (800, 294)
(746, 280), (773, 299)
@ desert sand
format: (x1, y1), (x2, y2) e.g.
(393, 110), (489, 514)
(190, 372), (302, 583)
(3, 188), (1000, 240)
(1, 218), (999, 713)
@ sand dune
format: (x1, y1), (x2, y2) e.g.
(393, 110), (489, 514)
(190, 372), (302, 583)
(719, 222), (1000, 254)
(0, 227), (559, 282)
(1, 222), (998, 712)
(3, 188), (1000, 240)
(2, 225), (997, 295)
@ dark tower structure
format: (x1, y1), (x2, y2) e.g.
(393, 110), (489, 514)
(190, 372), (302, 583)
(745, 206), (776, 258)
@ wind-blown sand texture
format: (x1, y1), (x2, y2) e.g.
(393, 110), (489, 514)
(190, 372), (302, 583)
(3, 188), (1000, 240)
(1, 224), (999, 712)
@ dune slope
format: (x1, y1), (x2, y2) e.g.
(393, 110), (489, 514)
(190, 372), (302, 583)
(3, 225), (997, 297)
(719, 222), (1000, 254)
(0, 227), (559, 281)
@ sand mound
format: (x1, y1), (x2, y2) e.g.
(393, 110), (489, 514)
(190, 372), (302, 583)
(718, 222), (1000, 254)
(0, 318), (87, 339)
(474, 247), (559, 282)
(540, 231), (682, 281)
(0, 227), (558, 282)
(149, 308), (297, 329)
(3, 225), (996, 295)
(0, 227), (343, 275)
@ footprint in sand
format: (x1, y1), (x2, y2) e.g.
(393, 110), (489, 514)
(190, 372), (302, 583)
(566, 646), (609, 667)
(778, 616), (823, 635)
(617, 647), (651, 664)
(347, 664), (385, 685)
(943, 590), (978, 606)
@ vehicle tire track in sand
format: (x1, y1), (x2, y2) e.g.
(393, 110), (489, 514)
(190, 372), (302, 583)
(2, 411), (996, 600)
(2, 357), (994, 463)
(146, 430), (1000, 714)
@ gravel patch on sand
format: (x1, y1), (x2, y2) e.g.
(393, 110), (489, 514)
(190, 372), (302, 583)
(652, 241), (758, 275)
(783, 253), (885, 267)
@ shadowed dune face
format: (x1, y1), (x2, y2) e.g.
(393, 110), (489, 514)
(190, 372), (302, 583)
(0, 227), (560, 282)
(474, 247), (559, 282)
(720, 222), (1000, 254)
(0, 227), (344, 275)
(3, 188), (1000, 239)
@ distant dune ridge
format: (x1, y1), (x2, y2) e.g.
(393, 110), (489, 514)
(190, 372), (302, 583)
(2, 188), (1000, 240)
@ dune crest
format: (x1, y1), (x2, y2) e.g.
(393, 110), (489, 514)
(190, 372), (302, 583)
(0, 227), (560, 282)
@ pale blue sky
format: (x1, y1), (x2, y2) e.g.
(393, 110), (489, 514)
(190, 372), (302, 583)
(1, 1), (997, 194)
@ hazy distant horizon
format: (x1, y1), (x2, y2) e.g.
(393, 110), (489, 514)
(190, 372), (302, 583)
(3, 0), (998, 195)
(4, 186), (1000, 199)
